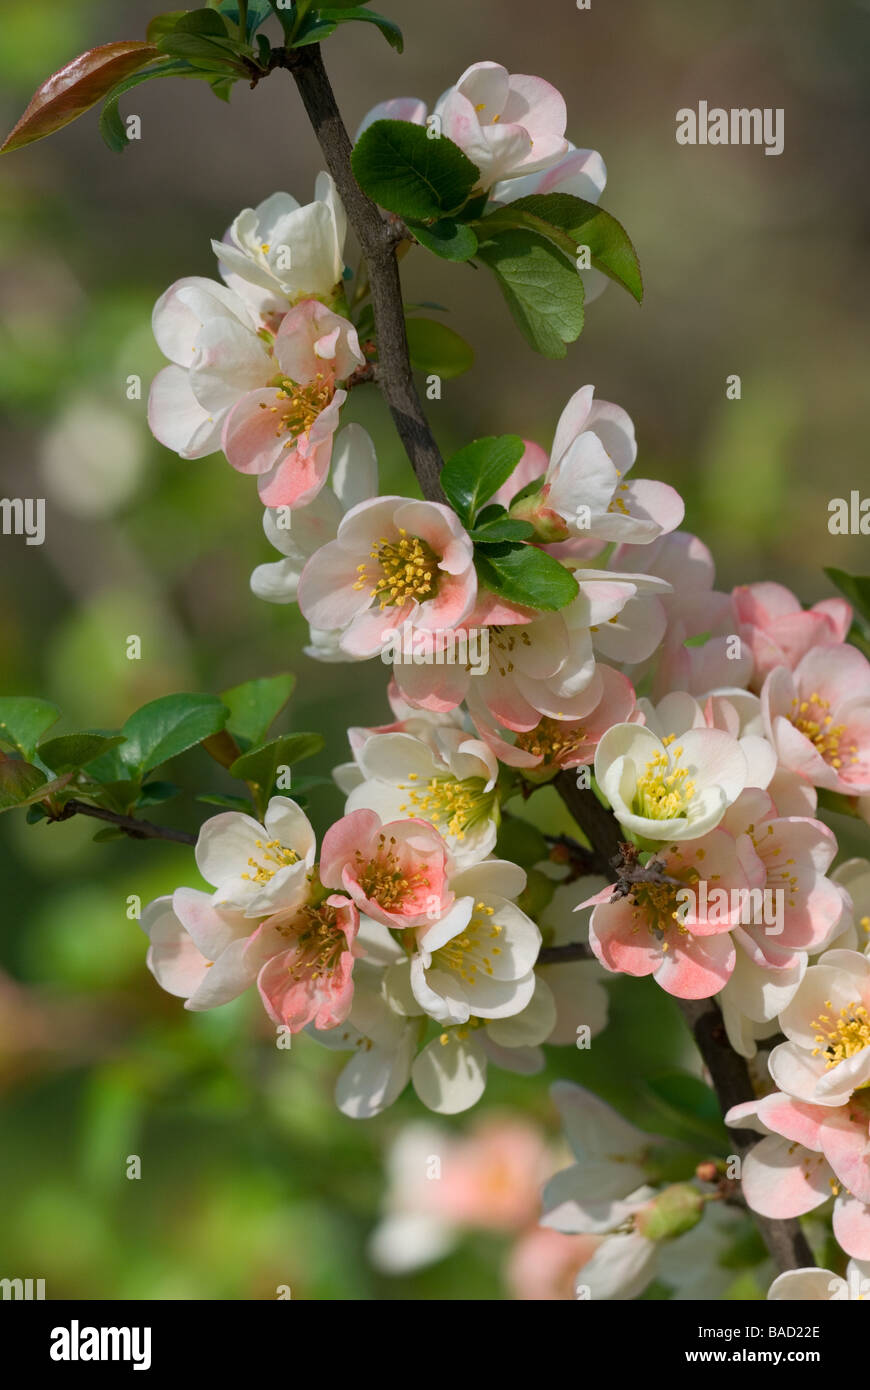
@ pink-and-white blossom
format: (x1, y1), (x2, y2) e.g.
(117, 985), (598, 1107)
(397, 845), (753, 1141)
(320, 808), (454, 930)
(298, 495), (477, 657)
(733, 581), (851, 692)
(762, 645), (870, 794)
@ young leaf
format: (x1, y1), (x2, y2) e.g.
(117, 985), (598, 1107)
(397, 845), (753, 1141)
(99, 61), (199, 153)
(0, 758), (47, 809)
(146, 12), (190, 43)
(229, 733), (324, 816)
(220, 673), (296, 747)
(440, 436), (525, 525)
(172, 8), (233, 36)
(38, 733), (126, 774)
(120, 693), (228, 776)
(1, 42), (162, 154)
(0, 758), (72, 813)
(351, 120), (480, 222)
(197, 791), (253, 812)
(470, 517), (535, 543)
(476, 229), (585, 359)
(0, 697), (61, 759)
(405, 318), (474, 379)
(409, 218), (478, 262)
(475, 543), (579, 611)
(328, 9), (403, 52)
(477, 193), (643, 303)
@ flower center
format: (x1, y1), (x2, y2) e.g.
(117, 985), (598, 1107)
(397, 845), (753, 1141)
(355, 832), (430, 910)
(354, 528), (439, 609)
(629, 867), (701, 939)
(789, 692), (857, 771)
(490, 624), (532, 677)
(397, 773), (492, 840)
(515, 717), (586, 763)
(260, 372), (333, 444)
(811, 999), (870, 1069)
(433, 901), (502, 984)
(240, 838), (299, 885)
(633, 737), (696, 821)
(284, 902), (348, 983)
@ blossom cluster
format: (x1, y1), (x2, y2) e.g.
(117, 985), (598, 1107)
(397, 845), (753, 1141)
(141, 56), (870, 1291)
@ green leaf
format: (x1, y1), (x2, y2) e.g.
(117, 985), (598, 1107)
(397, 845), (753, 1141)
(475, 543), (579, 611)
(174, 8), (233, 35)
(1, 42), (162, 154)
(351, 119), (480, 222)
(0, 758), (72, 813)
(197, 792), (253, 812)
(99, 61), (199, 152)
(328, 9), (403, 52)
(824, 567), (870, 628)
(156, 31), (249, 67)
(440, 435), (525, 525)
(405, 318), (474, 379)
(644, 1073), (729, 1148)
(0, 697), (60, 759)
(477, 193), (643, 303)
(38, 733), (126, 774)
(476, 229), (585, 359)
(409, 218), (478, 261)
(470, 517), (535, 543)
(229, 733), (324, 816)
(220, 673), (296, 747)
(146, 12), (190, 42)
(217, 0), (274, 36)
(0, 758), (46, 809)
(137, 780), (180, 807)
(120, 693), (228, 776)
(291, 17), (339, 46)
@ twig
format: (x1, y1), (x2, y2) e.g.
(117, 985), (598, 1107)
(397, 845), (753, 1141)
(283, 44), (446, 503)
(49, 799), (196, 846)
(555, 780), (815, 1273)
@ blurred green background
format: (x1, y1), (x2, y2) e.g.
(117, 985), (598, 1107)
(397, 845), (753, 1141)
(0, 0), (868, 1299)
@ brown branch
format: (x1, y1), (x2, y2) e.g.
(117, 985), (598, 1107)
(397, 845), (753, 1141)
(284, 43), (446, 503)
(679, 997), (815, 1271)
(538, 941), (593, 964)
(49, 799), (196, 846)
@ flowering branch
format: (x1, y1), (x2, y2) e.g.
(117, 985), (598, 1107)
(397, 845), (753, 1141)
(283, 43), (446, 503)
(48, 798), (196, 846)
(278, 46), (817, 1275)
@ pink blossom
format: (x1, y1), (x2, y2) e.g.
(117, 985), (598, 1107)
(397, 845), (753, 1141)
(761, 645), (870, 794)
(297, 496), (477, 657)
(469, 662), (636, 775)
(727, 1090), (870, 1259)
(319, 808), (453, 929)
(612, 532), (752, 697)
(222, 299), (363, 507)
(507, 1227), (603, 1300)
(733, 581), (851, 691)
(252, 891), (360, 1032)
(585, 830), (755, 998)
(501, 386), (684, 551)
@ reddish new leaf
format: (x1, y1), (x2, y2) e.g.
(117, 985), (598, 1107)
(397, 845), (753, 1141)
(1, 41), (161, 154)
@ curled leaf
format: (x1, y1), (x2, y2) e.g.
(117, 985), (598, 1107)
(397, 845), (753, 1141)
(2, 42), (162, 154)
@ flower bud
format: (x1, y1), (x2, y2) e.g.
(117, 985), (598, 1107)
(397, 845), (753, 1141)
(634, 1184), (704, 1242)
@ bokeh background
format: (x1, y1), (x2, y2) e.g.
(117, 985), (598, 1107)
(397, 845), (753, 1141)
(1, 0), (868, 1299)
